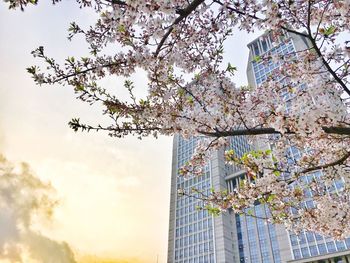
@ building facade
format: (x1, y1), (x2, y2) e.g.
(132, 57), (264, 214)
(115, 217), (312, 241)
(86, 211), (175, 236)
(245, 31), (350, 262)
(167, 32), (350, 263)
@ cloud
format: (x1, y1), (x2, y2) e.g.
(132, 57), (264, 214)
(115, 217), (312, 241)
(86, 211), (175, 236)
(0, 154), (77, 263)
(23, 232), (76, 263)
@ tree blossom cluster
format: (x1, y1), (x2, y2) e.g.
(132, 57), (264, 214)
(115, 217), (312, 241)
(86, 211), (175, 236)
(5, 0), (350, 238)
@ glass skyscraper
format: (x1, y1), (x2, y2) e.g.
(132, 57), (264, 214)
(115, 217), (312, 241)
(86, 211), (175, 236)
(246, 31), (350, 263)
(169, 136), (215, 263)
(167, 31), (350, 263)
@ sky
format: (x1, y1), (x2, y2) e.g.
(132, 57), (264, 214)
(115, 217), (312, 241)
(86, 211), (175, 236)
(0, 2), (260, 263)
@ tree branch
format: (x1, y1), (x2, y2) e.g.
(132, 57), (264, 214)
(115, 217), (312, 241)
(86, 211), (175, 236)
(154, 0), (205, 56)
(300, 151), (350, 174)
(198, 126), (350, 137)
(307, 35), (350, 96)
(107, 0), (127, 5)
(212, 0), (262, 20)
(281, 26), (308, 38)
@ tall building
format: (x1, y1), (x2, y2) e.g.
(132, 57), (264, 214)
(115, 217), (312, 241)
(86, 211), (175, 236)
(167, 32), (350, 263)
(245, 31), (350, 263)
(168, 135), (253, 263)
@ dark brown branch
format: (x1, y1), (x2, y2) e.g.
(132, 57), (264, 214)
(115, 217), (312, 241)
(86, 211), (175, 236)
(314, 0), (331, 40)
(154, 0), (205, 56)
(301, 0), (350, 96)
(281, 26), (308, 38)
(199, 127), (289, 137)
(212, 0), (261, 20)
(307, 35), (350, 96)
(214, 0), (349, 96)
(198, 126), (350, 137)
(322, 126), (350, 135)
(300, 151), (350, 174)
(307, 0), (311, 35)
(104, 0), (127, 5)
(68, 119), (167, 134)
(52, 61), (126, 84)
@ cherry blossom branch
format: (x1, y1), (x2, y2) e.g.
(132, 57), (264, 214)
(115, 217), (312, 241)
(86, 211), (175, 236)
(300, 151), (350, 174)
(307, 35), (350, 96)
(214, 0), (350, 96)
(212, 0), (262, 20)
(154, 0), (205, 56)
(105, 0), (126, 5)
(68, 118), (169, 135)
(51, 62), (125, 84)
(199, 126), (350, 137)
(179, 189), (271, 220)
(280, 27), (308, 38)
(314, 0), (331, 40)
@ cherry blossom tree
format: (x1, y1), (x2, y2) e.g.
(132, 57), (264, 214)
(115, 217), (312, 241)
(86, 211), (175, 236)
(4, 0), (350, 239)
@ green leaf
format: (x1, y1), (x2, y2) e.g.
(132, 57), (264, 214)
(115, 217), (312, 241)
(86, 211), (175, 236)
(139, 99), (148, 106)
(279, 212), (288, 219)
(251, 151), (259, 158)
(267, 194), (276, 203)
(226, 63), (237, 75)
(239, 179), (246, 188)
(26, 66), (36, 75)
(204, 205), (221, 216)
(187, 97), (194, 104)
(321, 25), (336, 36)
(216, 47), (224, 55)
(75, 84), (85, 91)
(253, 56), (261, 63)
(178, 88), (185, 97)
(265, 149), (272, 155)
(247, 209), (254, 216)
(66, 56), (75, 63)
(225, 149), (235, 161)
(117, 24), (126, 33)
(124, 80), (133, 88)
(273, 170), (280, 176)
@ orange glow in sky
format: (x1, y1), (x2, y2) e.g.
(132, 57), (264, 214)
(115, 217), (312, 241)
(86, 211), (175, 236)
(0, 2), (172, 262)
(0, 2), (256, 262)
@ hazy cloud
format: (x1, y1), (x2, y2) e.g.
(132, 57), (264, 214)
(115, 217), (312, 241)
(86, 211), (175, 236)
(0, 154), (76, 263)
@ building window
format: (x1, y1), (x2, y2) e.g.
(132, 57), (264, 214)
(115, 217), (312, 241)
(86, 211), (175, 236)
(306, 232), (315, 243)
(309, 245), (318, 256)
(318, 243), (327, 254)
(326, 242), (336, 253)
(336, 241), (346, 251)
(345, 238), (350, 248)
(301, 247), (310, 257)
(252, 42), (260, 56)
(293, 249), (301, 259)
(261, 37), (269, 53)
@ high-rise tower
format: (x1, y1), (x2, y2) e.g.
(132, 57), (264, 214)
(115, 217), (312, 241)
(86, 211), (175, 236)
(167, 31), (350, 263)
(245, 31), (350, 263)
(167, 135), (245, 263)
